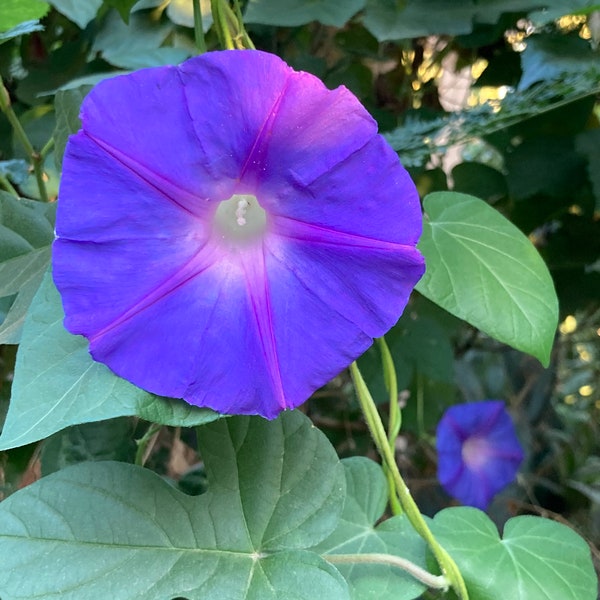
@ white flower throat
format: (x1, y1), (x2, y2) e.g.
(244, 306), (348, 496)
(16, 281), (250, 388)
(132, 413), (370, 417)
(214, 194), (267, 242)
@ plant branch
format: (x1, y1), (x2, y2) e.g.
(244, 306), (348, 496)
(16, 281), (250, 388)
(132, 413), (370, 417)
(350, 361), (469, 600)
(135, 422), (162, 467)
(0, 77), (49, 202)
(377, 336), (403, 515)
(192, 0), (207, 53)
(325, 553), (448, 590)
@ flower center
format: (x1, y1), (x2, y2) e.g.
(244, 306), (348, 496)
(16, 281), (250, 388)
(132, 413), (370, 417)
(213, 194), (267, 243)
(461, 436), (492, 471)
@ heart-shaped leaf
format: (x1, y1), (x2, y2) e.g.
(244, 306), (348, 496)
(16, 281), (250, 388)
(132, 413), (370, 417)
(315, 457), (429, 600)
(0, 271), (218, 450)
(431, 507), (597, 600)
(0, 411), (348, 599)
(417, 192), (558, 366)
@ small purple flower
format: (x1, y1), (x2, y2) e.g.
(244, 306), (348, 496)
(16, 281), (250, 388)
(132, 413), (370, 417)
(53, 50), (424, 419)
(436, 401), (524, 510)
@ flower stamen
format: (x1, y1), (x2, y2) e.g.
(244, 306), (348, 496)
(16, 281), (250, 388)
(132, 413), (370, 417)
(214, 193), (267, 243)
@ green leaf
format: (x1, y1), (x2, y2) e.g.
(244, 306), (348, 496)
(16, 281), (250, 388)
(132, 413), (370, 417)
(314, 457), (428, 600)
(362, 0), (552, 41)
(0, 271), (219, 450)
(519, 34), (600, 90)
(416, 192), (558, 366)
(0, 192), (54, 343)
(47, 0), (103, 28)
(0, 247), (50, 344)
(0, 192), (55, 251)
(576, 128), (600, 212)
(0, 159), (29, 185)
(0, 19), (44, 43)
(431, 507), (597, 600)
(53, 86), (90, 171)
(92, 10), (190, 69)
(0, 0), (49, 32)
(105, 0), (139, 23)
(245, 0), (366, 27)
(40, 418), (136, 476)
(0, 412), (349, 599)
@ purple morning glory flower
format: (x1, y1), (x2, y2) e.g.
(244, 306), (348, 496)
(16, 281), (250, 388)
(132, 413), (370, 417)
(436, 401), (524, 510)
(53, 50), (424, 419)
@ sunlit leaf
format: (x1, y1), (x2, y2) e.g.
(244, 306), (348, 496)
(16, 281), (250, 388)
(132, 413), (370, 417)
(417, 192), (558, 366)
(431, 507), (597, 600)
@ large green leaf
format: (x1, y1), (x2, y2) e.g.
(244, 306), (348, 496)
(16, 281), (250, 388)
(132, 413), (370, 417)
(0, 411), (349, 599)
(40, 418), (136, 476)
(92, 10), (190, 69)
(0, 0), (49, 32)
(47, 0), (103, 28)
(431, 507), (597, 600)
(519, 34), (600, 90)
(0, 192), (54, 343)
(0, 272), (218, 450)
(53, 87), (90, 171)
(362, 0), (546, 41)
(0, 247), (50, 344)
(245, 0), (366, 27)
(314, 458), (428, 600)
(416, 192), (558, 366)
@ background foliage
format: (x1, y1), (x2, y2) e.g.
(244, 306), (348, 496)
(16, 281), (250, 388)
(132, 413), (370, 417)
(0, 0), (599, 598)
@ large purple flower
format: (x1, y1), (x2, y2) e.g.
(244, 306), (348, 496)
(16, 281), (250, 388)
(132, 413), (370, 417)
(436, 401), (524, 510)
(53, 50), (424, 419)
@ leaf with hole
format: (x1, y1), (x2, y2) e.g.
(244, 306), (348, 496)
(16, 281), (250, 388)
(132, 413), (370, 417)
(0, 411), (348, 599)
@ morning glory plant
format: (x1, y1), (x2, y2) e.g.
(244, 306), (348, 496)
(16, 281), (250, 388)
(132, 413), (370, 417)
(0, 2), (597, 600)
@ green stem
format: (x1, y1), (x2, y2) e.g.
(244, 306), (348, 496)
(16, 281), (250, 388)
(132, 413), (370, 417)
(40, 136), (54, 159)
(192, 0), (207, 53)
(377, 336), (402, 515)
(231, 0), (255, 49)
(135, 422), (162, 467)
(0, 77), (49, 202)
(325, 553), (448, 590)
(0, 172), (18, 197)
(350, 362), (469, 600)
(211, 0), (235, 49)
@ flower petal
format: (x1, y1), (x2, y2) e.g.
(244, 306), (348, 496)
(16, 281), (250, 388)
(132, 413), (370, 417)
(263, 135), (422, 245)
(78, 62), (233, 203)
(54, 50), (425, 419)
(436, 401), (524, 510)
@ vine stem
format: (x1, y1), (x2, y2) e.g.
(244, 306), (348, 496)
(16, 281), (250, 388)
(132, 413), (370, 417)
(192, 0), (207, 53)
(350, 362), (469, 599)
(325, 553), (447, 590)
(377, 336), (403, 515)
(0, 172), (18, 197)
(0, 77), (49, 202)
(135, 423), (162, 467)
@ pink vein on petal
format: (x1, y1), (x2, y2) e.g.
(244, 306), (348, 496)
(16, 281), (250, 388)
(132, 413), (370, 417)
(85, 132), (211, 219)
(240, 246), (287, 410)
(238, 75), (291, 183)
(88, 242), (220, 345)
(272, 215), (422, 253)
